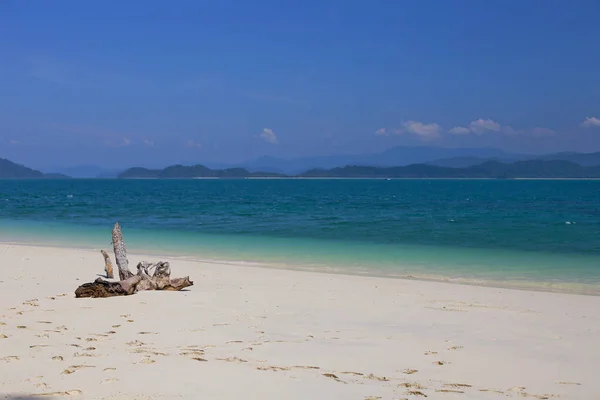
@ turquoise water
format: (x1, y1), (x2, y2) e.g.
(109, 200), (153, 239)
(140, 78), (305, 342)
(1, 179), (599, 294)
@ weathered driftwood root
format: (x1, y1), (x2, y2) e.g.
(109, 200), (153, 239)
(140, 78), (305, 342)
(100, 249), (114, 279)
(75, 276), (142, 298)
(135, 261), (194, 291)
(74, 222), (193, 298)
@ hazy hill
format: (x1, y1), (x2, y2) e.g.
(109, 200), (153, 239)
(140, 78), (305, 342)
(0, 158), (69, 179)
(535, 151), (600, 166)
(118, 164), (285, 179)
(233, 146), (524, 174)
(119, 159), (600, 179)
(299, 160), (600, 179)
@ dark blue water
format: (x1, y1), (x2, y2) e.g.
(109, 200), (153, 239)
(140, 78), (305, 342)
(1, 179), (599, 293)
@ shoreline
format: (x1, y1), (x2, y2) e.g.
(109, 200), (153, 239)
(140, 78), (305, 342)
(2, 241), (600, 297)
(0, 244), (598, 399)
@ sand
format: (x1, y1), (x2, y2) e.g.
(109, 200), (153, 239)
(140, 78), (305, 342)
(0, 244), (599, 400)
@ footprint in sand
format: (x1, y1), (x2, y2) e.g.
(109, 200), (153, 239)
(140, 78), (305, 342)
(365, 374), (389, 381)
(424, 351), (438, 355)
(364, 397), (382, 400)
(130, 348), (169, 356)
(293, 366), (320, 370)
(433, 361), (448, 366)
(0, 334), (8, 339)
(127, 340), (146, 347)
(557, 381), (581, 386)
(216, 357), (247, 363)
(23, 299), (39, 307)
(480, 388), (506, 395)
(257, 366), (291, 372)
(112, 324), (121, 328)
(322, 373), (344, 383)
(52, 356), (64, 361)
(102, 378), (119, 384)
(136, 357), (156, 364)
(402, 369), (418, 375)
(32, 389), (83, 397)
(406, 390), (427, 397)
(34, 382), (50, 389)
(180, 349), (206, 359)
(399, 382), (425, 390)
(62, 365), (95, 374)
(1, 356), (20, 362)
(444, 383), (472, 389)
(103, 367), (117, 372)
(74, 352), (100, 358)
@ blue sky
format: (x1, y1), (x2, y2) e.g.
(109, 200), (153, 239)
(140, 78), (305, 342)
(1, 0), (600, 169)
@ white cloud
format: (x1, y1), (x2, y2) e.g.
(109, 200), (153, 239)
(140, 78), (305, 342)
(469, 119), (501, 134)
(448, 126), (471, 135)
(185, 140), (202, 149)
(8, 140), (20, 145)
(260, 128), (278, 144)
(143, 139), (155, 147)
(581, 117), (600, 128)
(122, 137), (131, 146)
(401, 121), (441, 140)
(375, 128), (387, 136)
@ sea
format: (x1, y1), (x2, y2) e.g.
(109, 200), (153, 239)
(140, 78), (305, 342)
(1, 178), (599, 295)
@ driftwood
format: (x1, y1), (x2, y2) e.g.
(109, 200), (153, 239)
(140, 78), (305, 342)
(112, 222), (133, 281)
(75, 276), (141, 298)
(75, 222), (193, 298)
(100, 249), (114, 279)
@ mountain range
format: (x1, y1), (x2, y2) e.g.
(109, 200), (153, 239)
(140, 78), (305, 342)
(4, 147), (600, 179)
(223, 146), (524, 174)
(116, 159), (600, 179)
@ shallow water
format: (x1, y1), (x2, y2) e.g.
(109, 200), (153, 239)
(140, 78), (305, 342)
(1, 178), (599, 294)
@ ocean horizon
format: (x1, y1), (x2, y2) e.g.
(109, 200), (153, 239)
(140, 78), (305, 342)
(1, 178), (599, 295)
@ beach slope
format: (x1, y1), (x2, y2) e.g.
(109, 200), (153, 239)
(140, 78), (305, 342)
(0, 245), (598, 399)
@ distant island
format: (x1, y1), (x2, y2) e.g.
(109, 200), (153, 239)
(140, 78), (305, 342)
(0, 158), (69, 179)
(118, 165), (286, 179)
(117, 160), (600, 179)
(4, 149), (600, 179)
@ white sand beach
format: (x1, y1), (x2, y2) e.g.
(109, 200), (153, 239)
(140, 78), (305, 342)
(1, 244), (599, 400)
